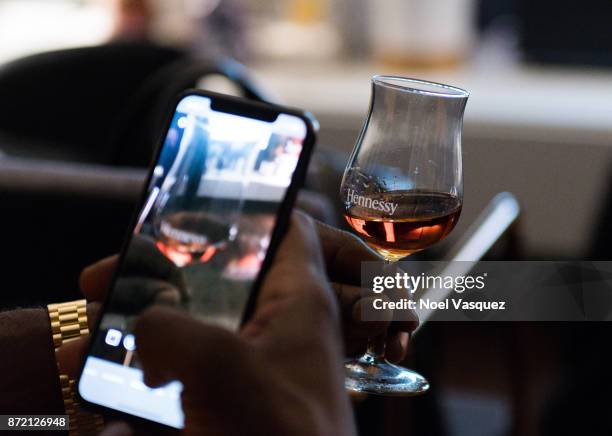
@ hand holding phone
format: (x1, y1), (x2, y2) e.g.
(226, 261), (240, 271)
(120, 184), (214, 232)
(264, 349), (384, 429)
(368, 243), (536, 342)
(79, 91), (316, 429)
(128, 213), (355, 436)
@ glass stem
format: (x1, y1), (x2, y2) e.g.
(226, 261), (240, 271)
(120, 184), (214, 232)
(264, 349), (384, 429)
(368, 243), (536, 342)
(366, 334), (387, 360)
(365, 259), (395, 361)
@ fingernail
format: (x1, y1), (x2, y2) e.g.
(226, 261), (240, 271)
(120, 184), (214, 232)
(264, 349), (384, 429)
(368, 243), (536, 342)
(401, 332), (410, 349)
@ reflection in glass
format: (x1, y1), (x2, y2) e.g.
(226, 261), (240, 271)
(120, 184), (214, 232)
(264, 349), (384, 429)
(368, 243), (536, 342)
(154, 114), (242, 266)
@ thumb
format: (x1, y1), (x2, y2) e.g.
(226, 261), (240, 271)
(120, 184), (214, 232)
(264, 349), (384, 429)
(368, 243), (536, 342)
(135, 306), (253, 392)
(80, 255), (118, 302)
(257, 211), (328, 307)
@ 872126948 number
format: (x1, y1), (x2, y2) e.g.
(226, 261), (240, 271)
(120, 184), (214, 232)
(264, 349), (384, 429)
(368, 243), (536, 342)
(0, 415), (69, 431)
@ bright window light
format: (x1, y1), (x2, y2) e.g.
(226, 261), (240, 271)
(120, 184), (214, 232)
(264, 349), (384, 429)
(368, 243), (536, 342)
(0, 0), (112, 63)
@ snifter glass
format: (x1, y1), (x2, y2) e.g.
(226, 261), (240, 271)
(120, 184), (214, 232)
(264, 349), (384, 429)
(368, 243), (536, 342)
(340, 76), (468, 396)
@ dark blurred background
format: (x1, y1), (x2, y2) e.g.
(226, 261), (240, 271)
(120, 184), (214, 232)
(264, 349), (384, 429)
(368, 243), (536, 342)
(1, 0), (612, 435)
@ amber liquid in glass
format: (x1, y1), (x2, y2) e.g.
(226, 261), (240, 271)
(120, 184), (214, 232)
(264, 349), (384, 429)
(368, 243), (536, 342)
(156, 211), (230, 266)
(344, 190), (461, 261)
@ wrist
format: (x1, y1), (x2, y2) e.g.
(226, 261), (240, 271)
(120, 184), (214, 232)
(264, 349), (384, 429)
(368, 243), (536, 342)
(54, 302), (100, 380)
(47, 299), (105, 435)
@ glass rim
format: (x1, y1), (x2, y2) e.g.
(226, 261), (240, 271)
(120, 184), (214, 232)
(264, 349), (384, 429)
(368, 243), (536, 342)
(372, 75), (469, 98)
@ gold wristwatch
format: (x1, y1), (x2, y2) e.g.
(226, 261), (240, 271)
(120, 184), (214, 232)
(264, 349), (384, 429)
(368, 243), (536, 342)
(48, 299), (104, 436)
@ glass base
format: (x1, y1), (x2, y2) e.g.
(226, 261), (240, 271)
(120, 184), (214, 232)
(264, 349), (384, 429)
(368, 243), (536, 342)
(345, 354), (429, 397)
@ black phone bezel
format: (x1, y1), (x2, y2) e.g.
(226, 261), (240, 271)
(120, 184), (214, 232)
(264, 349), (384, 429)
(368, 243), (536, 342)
(76, 89), (317, 432)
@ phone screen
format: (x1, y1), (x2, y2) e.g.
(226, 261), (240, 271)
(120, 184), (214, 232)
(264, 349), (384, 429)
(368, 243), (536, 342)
(78, 94), (309, 428)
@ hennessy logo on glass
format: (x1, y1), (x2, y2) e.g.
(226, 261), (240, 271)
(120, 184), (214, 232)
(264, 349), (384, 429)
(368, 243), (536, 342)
(340, 76), (469, 395)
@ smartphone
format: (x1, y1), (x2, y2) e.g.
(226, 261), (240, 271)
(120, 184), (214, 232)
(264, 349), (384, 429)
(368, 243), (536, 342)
(77, 90), (317, 429)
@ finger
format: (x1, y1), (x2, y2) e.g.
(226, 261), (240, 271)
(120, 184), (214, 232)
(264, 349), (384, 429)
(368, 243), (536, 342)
(79, 256), (118, 302)
(110, 278), (182, 314)
(258, 212), (328, 306)
(242, 212), (342, 363)
(155, 289), (182, 306)
(349, 294), (391, 338)
(390, 306), (420, 333)
(99, 422), (133, 436)
(247, 212), (342, 343)
(385, 331), (410, 364)
(343, 293), (416, 361)
(331, 282), (361, 323)
(86, 302), (101, 330)
(135, 306), (249, 390)
(341, 288), (418, 335)
(335, 283), (419, 336)
(340, 293), (391, 358)
(315, 220), (381, 285)
(124, 235), (186, 288)
(343, 297), (414, 360)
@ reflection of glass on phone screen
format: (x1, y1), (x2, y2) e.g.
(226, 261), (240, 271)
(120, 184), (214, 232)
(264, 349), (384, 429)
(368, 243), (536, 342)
(79, 95), (308, 428)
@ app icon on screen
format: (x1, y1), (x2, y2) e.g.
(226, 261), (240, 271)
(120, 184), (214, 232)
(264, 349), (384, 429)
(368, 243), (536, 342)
(105, 329), (123, 347)
(123, 334), (136, 351)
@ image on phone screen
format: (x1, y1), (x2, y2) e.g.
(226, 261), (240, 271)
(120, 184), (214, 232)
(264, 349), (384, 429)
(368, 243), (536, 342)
(78, 94), (309, 428)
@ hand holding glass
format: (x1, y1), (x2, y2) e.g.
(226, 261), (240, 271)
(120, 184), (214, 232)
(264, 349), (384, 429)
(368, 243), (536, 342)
(340, 76), (468, 395)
